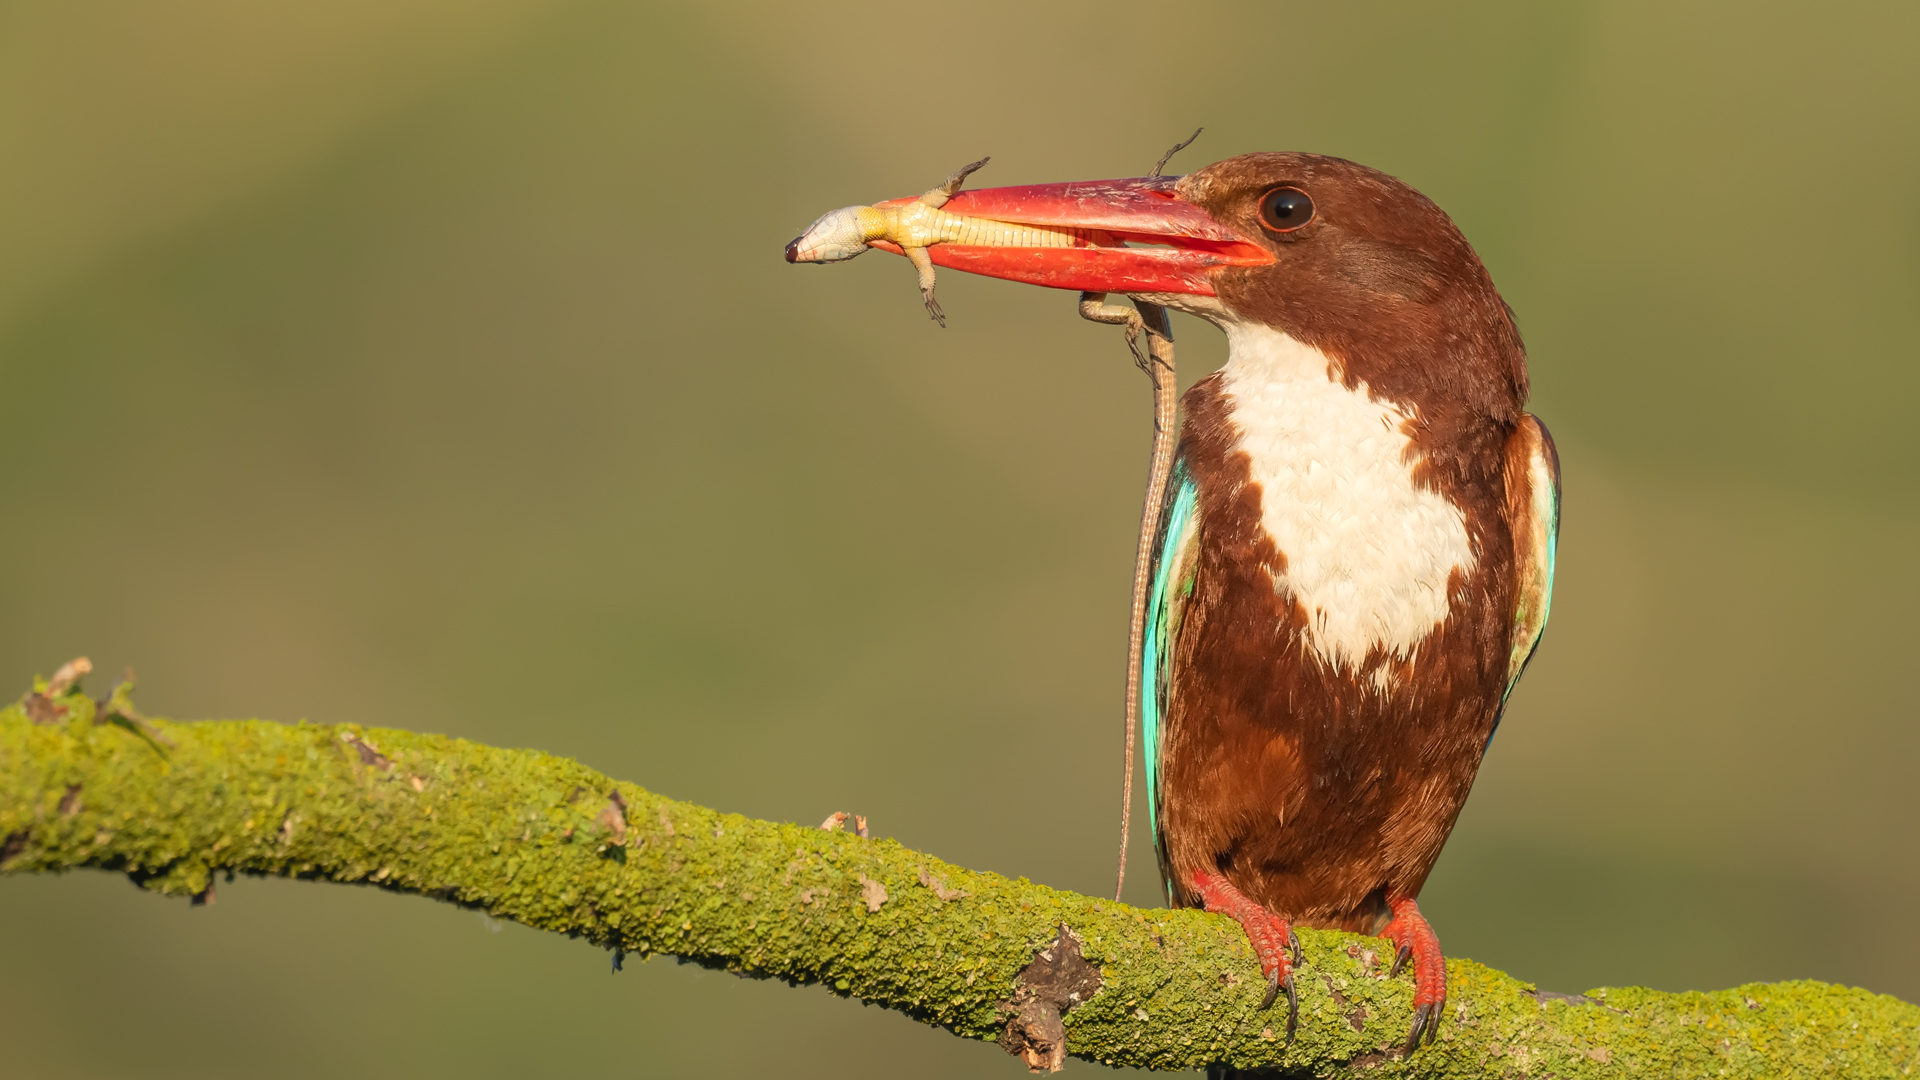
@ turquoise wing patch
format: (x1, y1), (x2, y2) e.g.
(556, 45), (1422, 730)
(1141, 457), (1201, 840)
(1495, 416), (1561, 739)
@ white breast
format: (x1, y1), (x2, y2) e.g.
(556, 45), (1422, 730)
(1217, 323), (1474, 678)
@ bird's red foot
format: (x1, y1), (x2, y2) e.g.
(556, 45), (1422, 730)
(1381, 896), (1446, 1052)
(1190, 870), (1300, 1042)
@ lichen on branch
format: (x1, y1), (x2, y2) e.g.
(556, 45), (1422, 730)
(2, 675), (1915, 1077)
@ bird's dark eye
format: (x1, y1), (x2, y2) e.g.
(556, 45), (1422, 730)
(1259, 187), (1314, 233)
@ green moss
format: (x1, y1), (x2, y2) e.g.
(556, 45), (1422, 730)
(3, 684), (1914, 1076)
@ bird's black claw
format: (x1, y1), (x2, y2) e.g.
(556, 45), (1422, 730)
(1257, 971), (1298, 1045)
(1390, 943), (1412, 979)
(923, 293), (946, 327)
(1402, 1000), (1442, 1054)
(1288, 927), (1303, 967)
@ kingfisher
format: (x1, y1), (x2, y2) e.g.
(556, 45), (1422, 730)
(787, 151), (1559, 1053)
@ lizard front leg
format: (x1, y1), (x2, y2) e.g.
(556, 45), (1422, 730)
(903, 157), (990, 326)
(907, 246), (944, 327)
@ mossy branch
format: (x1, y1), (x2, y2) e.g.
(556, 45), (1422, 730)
(3, 678), (1915, 1078)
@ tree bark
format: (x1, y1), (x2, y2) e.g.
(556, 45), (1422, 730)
(3, 678), (1914, 1078)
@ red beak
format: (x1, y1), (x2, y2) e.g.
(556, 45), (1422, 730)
(869, 176), (1271, 296)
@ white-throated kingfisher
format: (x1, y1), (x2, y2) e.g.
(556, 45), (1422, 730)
(787, 152), (1560, 1054)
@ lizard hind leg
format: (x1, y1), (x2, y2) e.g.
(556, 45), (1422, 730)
(1077, 292), (1147, 371)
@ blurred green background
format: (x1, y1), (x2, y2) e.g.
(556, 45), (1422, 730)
(2, 1), (1915, 1075)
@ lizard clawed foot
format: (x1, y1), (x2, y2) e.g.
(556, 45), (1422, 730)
(1190, 869), (1299, 1044)
(819, 811), (869, 838)
(1382, 895), (1446, 1053)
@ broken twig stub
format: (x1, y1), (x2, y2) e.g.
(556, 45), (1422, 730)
(998, 924), (1103, 1073)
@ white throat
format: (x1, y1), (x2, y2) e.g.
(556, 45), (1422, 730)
(1215, 322), (1474, 676)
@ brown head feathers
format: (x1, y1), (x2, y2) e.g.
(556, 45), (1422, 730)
(1179, 152), (1529, 425)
